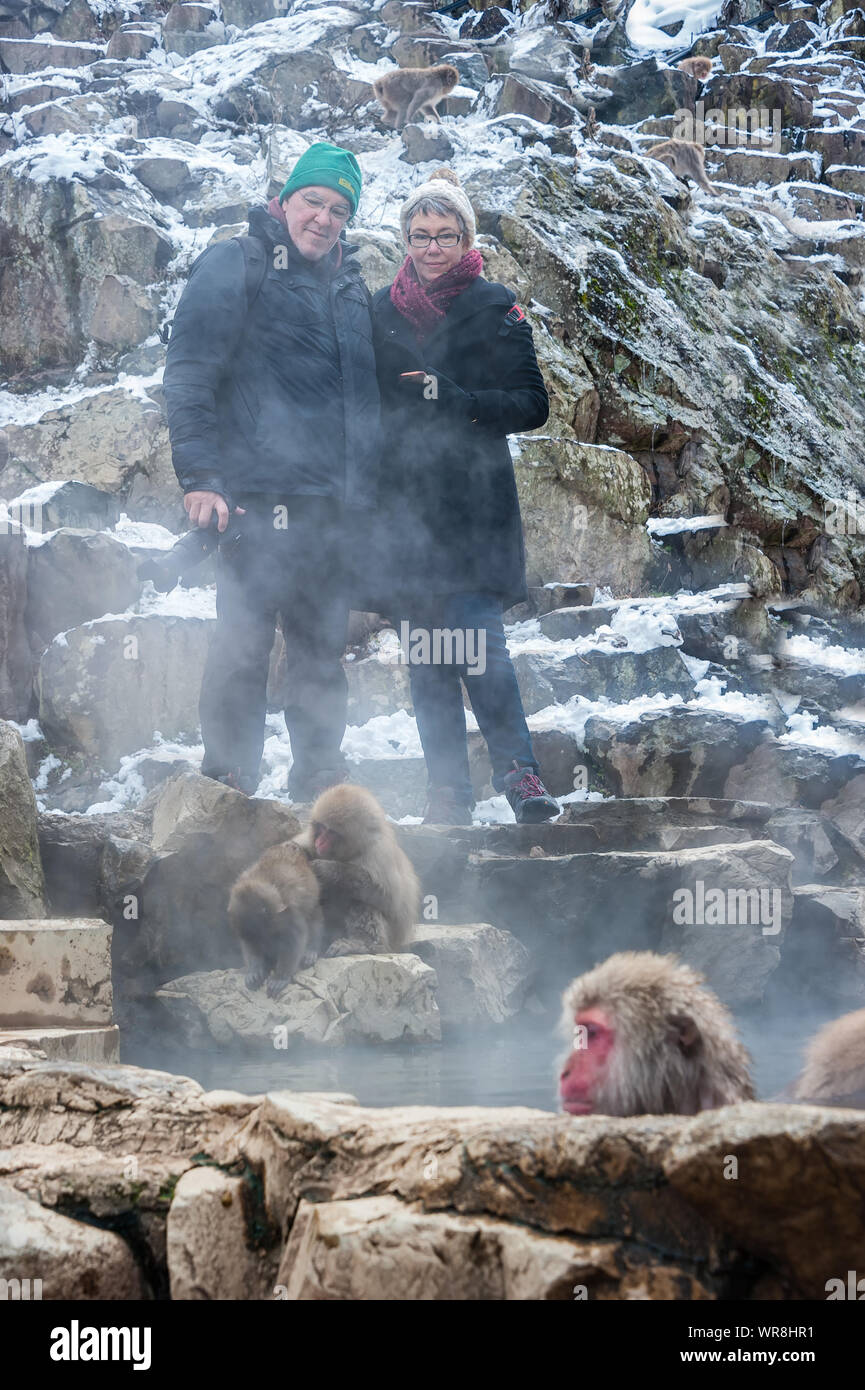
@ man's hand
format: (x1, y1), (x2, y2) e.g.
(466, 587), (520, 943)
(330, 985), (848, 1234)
(184, 491), (245, 533)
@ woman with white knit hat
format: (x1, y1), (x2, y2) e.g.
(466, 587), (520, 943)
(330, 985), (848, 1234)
(370, 169), (559, 825)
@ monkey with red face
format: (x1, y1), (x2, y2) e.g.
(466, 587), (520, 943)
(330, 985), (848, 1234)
(294, 784), (420, 957)
(558, 951), (755, 1117)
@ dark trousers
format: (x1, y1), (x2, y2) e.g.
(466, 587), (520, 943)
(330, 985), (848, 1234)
(199, 497), (349, 790)
(400, 593), (538, 805)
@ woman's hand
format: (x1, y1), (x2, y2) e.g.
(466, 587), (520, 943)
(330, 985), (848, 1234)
(398, 370), (478, 420)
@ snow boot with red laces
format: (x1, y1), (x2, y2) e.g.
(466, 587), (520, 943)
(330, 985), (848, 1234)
(503, 763), (559, 824)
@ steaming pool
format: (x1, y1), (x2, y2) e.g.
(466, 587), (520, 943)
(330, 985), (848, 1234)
(124, 997), (838, 1110)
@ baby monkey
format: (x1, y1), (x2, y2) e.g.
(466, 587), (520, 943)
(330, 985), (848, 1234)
(677, 56), (713, 82)
(228, 841), (323, 998)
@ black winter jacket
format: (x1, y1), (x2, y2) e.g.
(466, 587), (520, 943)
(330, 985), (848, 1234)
(370, 276), (549, 610)
(163, 205), (381, 509)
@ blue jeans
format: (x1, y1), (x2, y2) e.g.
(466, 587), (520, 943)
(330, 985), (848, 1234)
(400, 593), (538, 805)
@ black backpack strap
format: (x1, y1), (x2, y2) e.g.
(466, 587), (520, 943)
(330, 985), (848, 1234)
(498, 302), (527, 336)
(232, 234), (268, 314)
(160, 234), (268, 343)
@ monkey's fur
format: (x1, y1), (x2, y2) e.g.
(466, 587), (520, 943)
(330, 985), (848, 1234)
(646, 138), (717, 196)
(228, 842), (323, 997)
(372, 64), (459, 131)
(792, 1008), (865, 1107)
(294, 785), (420, 957)
(560, 951), (755, 1116)
(677, 56), (713, 81)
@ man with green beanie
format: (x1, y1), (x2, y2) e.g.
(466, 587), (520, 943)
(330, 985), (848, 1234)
(163, 142), (380, 800)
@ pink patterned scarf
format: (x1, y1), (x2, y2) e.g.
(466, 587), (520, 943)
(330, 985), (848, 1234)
(390, 247), (484, 343)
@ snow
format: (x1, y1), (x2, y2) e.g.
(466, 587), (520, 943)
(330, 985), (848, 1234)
(112, 514), (178, 550)
(136, 584), (217, 620)
(680, 651), (710, 680)
(34, 754), (62, 792)
(778, 632), (865, 675)
(343, 710), (422, 762)
(0, 131), (113, 184)
(647, 514), (727, 535)
(149, 8), (362, 116)
(7, 718), (43, 743)
(780, 710), (865, 756)
(626, 0), (722, 50)
(84, 734), (203, 814)
(0, 369), (164, 430)
(505, 586), (751, 661)
(7, 480), (67, 509)
(330, 49), (398, 82)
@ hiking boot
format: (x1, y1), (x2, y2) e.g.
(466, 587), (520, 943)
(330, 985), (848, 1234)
(503, 763), (559, 824)
(208, 768), (257, 796)
(423, 787), (473, 826)
(288, 765), (350, 804)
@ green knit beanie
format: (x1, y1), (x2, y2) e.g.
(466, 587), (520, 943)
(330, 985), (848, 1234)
(279, 142), (362, 217)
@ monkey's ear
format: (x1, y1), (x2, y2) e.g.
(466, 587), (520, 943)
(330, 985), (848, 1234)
(669, 1013), (701, 1056)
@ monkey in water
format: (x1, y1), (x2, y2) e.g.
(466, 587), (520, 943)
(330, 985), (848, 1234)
(646, 138), (717, 196)
(558, 951), (755, 1117)
(792, 1007), (865, 1108)
(677, 56), (713, 82)
(294, 784), (420, 956)
(372, 64), (459, 132)
(228, 841), (323, 997)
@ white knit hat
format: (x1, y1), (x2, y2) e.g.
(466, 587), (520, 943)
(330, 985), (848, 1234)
(399, 167), (476, 248)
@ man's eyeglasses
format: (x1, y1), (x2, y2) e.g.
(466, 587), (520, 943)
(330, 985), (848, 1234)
(407, 231), (461, 248)
(301, 192), (352, 223)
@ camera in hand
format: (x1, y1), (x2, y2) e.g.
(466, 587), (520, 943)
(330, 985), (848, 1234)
(137, 513), (243, 592)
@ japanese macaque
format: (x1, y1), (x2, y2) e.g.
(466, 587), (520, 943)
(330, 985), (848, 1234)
(677, 56), (713, 82)
(558, 951), (755, 1117)
(372, 64), (459, 131)
(228, 842), (323, 997)
(792, 1008), (865, 1108)
(646, 138), (717, 196)
(294, 785), (420, 956)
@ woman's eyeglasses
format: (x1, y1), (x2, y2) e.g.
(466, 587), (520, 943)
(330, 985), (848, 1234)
(407, 231), (461, 248)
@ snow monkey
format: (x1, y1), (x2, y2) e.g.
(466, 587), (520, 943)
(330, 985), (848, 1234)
(294, 784), (420, 956)
(646, 138), (717, 196)
(372, 64), (459, 131)
(677, 56), (713, 81)
(792, 1008), (865, 1108)
(228, 842), (323, 997)
(558, 951), (755, 1117)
